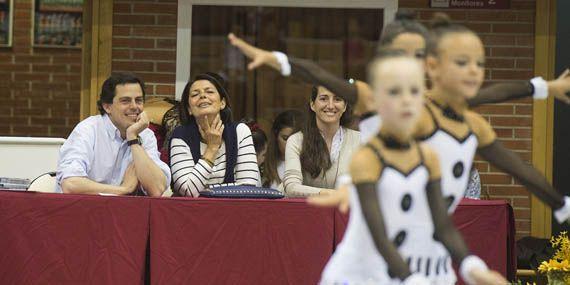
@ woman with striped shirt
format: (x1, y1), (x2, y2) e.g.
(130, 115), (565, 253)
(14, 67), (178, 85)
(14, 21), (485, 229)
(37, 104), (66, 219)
(169, 72), (259, 197)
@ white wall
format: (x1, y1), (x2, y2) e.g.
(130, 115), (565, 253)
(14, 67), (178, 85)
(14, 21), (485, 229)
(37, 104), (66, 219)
(0, 137), (65, 180)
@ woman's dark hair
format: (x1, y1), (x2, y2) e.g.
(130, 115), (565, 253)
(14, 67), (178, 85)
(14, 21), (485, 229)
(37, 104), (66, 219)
(300, 86), (353, 179)
(426, 12), (477, 56)
(377, 10), (429, 51)
(179, 72), (232, 125)
(241, 118), (268, 154)
(264, 110), (304, 187)
(97, 72), (146, 115)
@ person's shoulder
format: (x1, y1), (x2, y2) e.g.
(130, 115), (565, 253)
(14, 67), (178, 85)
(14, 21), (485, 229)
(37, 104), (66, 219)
(236, 122), (252, 137)
(418, 142), (438, 163)
(61, 116), (101, 148)
(350, 145), (382, 183)
(352, 145), (377, 163)
(140, 128), (158, 143)
(78, 115), (101, 126)
(412, 104), (436, 139)
(285, 131), (303, 149)
(344, 128), (361, 140)
(170, 124), (191, 139)
(464, 109), (496, 147)
(418, 142), (441, 179)
(289, 131), (303, 142)
(71, 115), (101, 134)
(464, 110), (488, 127)
(342, 128), (361, 153)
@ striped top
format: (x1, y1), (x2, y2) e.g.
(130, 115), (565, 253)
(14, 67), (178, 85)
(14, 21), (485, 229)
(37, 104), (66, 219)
(170, 123), (260, 197)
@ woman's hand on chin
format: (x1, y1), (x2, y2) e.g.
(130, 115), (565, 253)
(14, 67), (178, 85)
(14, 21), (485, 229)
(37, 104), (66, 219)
(198, 114), (224, 150)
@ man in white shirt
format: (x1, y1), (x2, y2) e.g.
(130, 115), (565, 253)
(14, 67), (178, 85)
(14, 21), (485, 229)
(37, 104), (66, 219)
(56, 72), (171, 197)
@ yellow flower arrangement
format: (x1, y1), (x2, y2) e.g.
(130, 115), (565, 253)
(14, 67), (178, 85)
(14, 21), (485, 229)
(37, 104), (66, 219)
(538, 231), (570, 284)
(538, 259), (570, 272)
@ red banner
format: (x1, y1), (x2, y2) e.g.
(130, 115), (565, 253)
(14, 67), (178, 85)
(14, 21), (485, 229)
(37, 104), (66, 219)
(430, 0), (510, 9)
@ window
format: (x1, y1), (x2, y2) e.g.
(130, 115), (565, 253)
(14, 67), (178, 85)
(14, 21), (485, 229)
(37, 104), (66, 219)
(0, 0), (13, 47)
(177, 0), (396, 125)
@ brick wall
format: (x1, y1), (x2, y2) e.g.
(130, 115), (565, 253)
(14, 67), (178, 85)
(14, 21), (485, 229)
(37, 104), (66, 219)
(0, 0), (537, 238)
(400, 0), (535, 240)
(112, 0), (177, 98)
(112, 0), (536, 239)
(0, 0), (81, 138)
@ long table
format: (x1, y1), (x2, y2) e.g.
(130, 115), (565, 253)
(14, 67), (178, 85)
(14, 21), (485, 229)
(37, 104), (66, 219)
(149, 198), (334, 284)
(453, 199), (516, 282)
(0, 191), (150, 284)
(0, 192), (515, 284)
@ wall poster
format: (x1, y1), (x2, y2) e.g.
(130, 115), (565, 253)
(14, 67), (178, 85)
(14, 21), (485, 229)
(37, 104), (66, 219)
(34, 0), (83, 48)
(0, 0), (13, 47)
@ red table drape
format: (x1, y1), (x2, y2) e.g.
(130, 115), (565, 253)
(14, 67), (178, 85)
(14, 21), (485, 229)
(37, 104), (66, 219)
(0, 192), (515, 284)
(452, 198), (517, 283)
(0, 191), (151, 284)
(149, 198), (334, 285)
(334, 198), (516, 283)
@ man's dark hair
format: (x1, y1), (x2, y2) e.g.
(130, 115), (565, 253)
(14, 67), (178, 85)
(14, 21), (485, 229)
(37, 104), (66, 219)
(97, 72), (146, 115)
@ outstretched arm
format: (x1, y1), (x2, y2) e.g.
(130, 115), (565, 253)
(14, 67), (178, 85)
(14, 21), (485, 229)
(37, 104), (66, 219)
(478, 141), (565, 210)
(228, 33), (356, 104)
(468, 81), (533, 107)
(468, 69), (570, 107)
(307, 174), (351, 213)
(469, 110), (570, 223)
(478, 140), (570, 224)
(228, 33), (373, 114)
(288, 57), (358, 106)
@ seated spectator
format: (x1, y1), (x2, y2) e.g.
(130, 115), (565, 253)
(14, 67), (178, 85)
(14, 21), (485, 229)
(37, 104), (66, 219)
(161, 99), (183, 163)
(283, 86), (360, 197)
(242, 119), (268, 187)
(169, 72), (259, 197)
(252, 128), (267, 167)
(56, 72), (171, 197)
(241, 119), (268, 166)
(144, 97), (176, 163)
(263, 110), (304, 190)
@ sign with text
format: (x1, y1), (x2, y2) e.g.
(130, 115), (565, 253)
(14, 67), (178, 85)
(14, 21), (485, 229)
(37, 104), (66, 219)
(431, 0), (510, 9)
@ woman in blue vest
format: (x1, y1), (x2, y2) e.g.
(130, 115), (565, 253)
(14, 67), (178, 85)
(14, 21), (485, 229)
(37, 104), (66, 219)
(169, 72), (259, 197)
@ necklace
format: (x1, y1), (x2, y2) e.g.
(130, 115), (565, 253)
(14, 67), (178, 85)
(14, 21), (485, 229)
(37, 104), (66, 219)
(323, 130), (343, 188)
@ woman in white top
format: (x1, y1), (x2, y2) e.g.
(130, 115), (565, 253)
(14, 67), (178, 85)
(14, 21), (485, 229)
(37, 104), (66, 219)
(262, 110), (304, 190)
(169, 72), (259, 197)
(283, 86), (360, 197)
